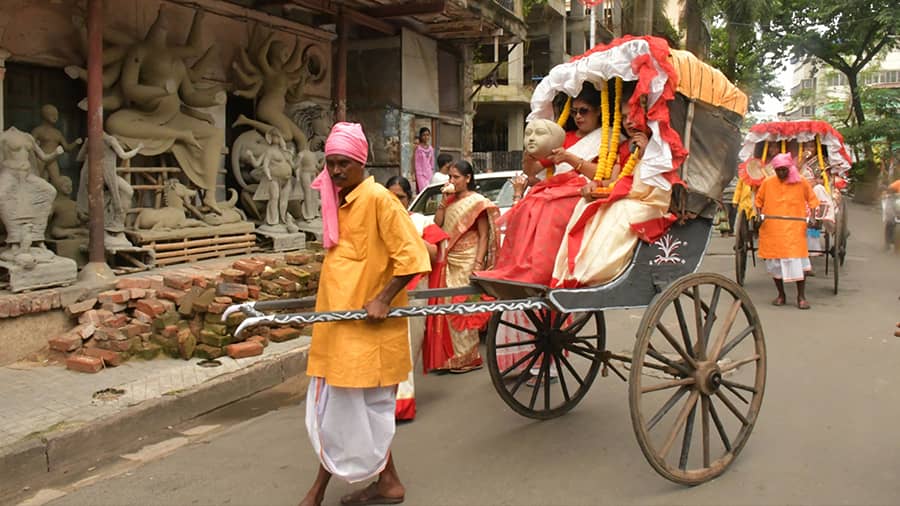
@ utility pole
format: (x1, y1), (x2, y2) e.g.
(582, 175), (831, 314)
(633, 0), (653, 36)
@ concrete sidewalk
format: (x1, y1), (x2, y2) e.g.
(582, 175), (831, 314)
(0, 336), (310, 503)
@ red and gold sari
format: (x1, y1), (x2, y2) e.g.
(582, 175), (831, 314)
(422, 192), (500, 372)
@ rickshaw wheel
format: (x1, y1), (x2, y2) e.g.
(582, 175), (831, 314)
(733, 212), (750, 286)
(838, 198), (849, 266)
(486, 308), (604, 420)
(629, 273), (766, 485)
(831, 212), (842, 295)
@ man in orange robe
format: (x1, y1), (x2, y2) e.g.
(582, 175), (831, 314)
(300, 123), (430, 506)
(755, 153), (819, 309)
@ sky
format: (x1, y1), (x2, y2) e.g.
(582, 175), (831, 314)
(758, 60), (794, 119)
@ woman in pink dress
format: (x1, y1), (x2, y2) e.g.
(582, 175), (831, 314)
(413, 127), (435, 194)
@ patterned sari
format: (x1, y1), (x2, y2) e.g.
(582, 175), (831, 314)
(422, 192), (500, 372)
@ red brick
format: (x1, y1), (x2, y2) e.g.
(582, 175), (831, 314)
(161, 325), (180, 339)
(65, 298), (97, 317)
(129, 288), (147, 300)
(285, 252), (313, 265)
(83, 348), (125, 367)
(66, 355), (104, 373)
(0, 299), (11, 318)
(270, 327), (302, 342)
(206, 302), (230, 314)
(225, 341), (264, 359)
(158, 299), (177, 313)
(214, 296), (233, 304)
(247, 335), (269, 348)
(72, 323), (96, 339)
(115, 277), (151, 290)
(132, 309), (153, 324)
(232, 259), (266, 276)
(123, 321), (151, 338)
(100, 302), (129, 313)
(221, 268), (245, 283)
(103, 314), (129, 328)
(216, 283), (249, 300)
(190, 275), (210, 288)
(104, 337), (138, 352)
(98, 290), (131, 305)
(163, 274), (193, 291)
(94, 327), (126, 341)
(49, 333), (82, 352)
(157, 287), (187, 303)
(273, 277), (297, 291)
(247, 285), (261, 299)
(146, 275), (165, 290)
(135, 298), (166, 317)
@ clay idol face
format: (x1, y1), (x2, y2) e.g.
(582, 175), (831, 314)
(523, 119), (565, 158)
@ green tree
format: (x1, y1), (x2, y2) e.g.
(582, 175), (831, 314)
(768, 0), (899, 127)
(707, 22), (782, 111)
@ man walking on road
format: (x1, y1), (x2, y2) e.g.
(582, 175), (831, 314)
(755, 152), (819, 310)
(300, 122), (430, 506)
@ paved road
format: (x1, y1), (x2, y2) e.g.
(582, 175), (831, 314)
(40, 201), (900, 506)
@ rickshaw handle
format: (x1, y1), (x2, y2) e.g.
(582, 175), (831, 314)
(230, 297), (551, 338)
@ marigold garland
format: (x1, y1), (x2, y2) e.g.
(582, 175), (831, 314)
(816, 135), (831, 194)
(557, 97), (572, 127)
(596, 79), (611, 181)
(780, 139), (787, 153)
(604, 78), (624, 179)
(761, 141), (769, 164)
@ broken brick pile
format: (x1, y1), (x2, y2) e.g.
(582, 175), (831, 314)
(51, 252), (321, 373)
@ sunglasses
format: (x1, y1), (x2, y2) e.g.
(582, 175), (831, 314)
(573, 107), (594, 117)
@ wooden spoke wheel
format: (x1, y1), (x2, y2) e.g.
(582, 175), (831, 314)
(733, 212), (750, 286)
(628, 273), (766, 485)
(486, 308), (605, 420)
(838, 198), (849, 266)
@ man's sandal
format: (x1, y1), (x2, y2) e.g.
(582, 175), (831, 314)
(771, 297), (786, 306)
(797, 300), (811, 310)
(340, 483), (404, 506)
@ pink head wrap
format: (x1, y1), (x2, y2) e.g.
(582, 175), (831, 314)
(770, 153), (801, 184)
(312, 122), (370, 249)
(324, 122), (368, 164)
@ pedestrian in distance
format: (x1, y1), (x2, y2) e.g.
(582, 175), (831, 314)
(430, 153), (453, 186)
(300, 122), (431, 506)
(754, 153), (819, 310)
(413, 127), (434, 194)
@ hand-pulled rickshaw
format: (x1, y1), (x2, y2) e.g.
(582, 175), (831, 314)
(733, 120), (852, 293)
(226, 37), (765, 486)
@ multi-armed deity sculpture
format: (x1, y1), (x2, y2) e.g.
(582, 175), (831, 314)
(230, 24), (327, 233)
(68, 7), (227, 213)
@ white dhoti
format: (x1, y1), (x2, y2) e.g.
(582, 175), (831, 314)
(765, 258), (811, 282)
(306, 377), (397, 483)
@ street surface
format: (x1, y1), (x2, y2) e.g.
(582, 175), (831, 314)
(36, 201), (900, 506)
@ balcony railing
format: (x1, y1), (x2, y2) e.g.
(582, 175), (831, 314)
(493, 0), (516, 13)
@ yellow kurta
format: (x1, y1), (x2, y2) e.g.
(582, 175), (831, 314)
(307, 177), (431, 388)
(754, 175), (819, 259)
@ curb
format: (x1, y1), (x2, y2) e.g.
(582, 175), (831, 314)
(0, 347), (308, 503)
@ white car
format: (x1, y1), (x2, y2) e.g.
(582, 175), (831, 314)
(408, 170), (519, 220)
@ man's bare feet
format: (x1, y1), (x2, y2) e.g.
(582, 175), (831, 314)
(340, 481), (404, 505)
(298, 494), (323, 506)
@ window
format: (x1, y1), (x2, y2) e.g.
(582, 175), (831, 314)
(883, 70), (899, 84)
(827, 74), (847, 87)
(800, 105), (815, 117)
(801, 78), (816, 89)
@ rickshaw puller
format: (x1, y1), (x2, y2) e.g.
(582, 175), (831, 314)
(300, 122), (430, 506)
(754, 153), (819, 310)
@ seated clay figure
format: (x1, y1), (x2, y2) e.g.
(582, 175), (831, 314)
(50, 176), (87, 239)
(476, 118), (586, 286)
(0, 127), (64, 266)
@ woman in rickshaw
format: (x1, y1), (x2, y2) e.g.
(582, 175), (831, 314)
(548, 38), (688, 288)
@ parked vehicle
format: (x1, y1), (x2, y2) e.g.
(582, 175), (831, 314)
(409, 170), (518, 219)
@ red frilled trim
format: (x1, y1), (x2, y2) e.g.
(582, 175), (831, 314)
(749, 121), (853, 165)
(738, 160), (766, 186)
(631, 214), (677, 242)
(395, 398), (415, 421)
(570, 35), (688, 173)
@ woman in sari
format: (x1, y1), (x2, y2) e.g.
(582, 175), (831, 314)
(423, 161), (500, 373)
(384, 176), (448, 421)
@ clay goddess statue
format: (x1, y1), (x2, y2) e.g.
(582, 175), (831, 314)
(31, 104), (82, 191)
(102, 7), (228, 213)
(0, 127), (63, 263)
(76, 134), (141, 249)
